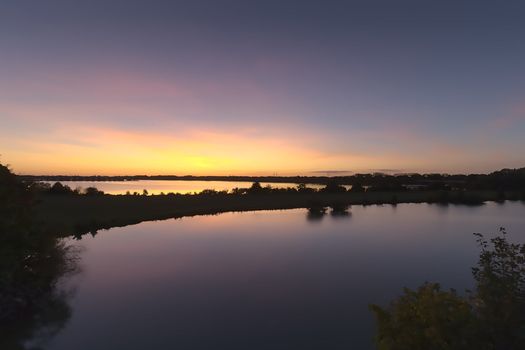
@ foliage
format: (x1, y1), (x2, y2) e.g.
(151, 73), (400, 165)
(306, 200), (327, 220)
(30, 181), (105, 196)
(297, 183), (315, 193)
(329, 201), (350, 215)
(85, 186), (104, 196)
(0, 163), (77, 349)
(19, 167), (525, 192)
(350, 182), (365, 193)
(472, 228), (525, 349)
(369, 283), (478, 350)
(198, 189), (229, 196)
(247, 181), (265, 194)
(370, 228), (525, 349)
(321, 181), (347, 193)
(231, 187), (247, 195)
(367, 183), (407, 192)
(49, 182), (74, 195)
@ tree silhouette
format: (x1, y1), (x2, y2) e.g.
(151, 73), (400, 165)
(248, 182), (264, 194)
(370, 228), (525, 349)
(0, 163), (76, 349)
(350, 182), (365, 193)
(85, 187), (104, 196)
(49, 182), (73, 195)
(320, 181), (346, 193)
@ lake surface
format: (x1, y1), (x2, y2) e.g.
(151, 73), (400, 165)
(44, 180), (325, 195)
(36, 202), (525, 349)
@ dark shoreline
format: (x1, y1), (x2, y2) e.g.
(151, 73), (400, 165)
(35, 190), (524, 237)
(19, 167), (525, 188)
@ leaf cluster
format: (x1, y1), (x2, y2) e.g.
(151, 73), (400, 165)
(370, 228), (525, 349)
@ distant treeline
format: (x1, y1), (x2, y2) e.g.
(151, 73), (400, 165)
(31, 180), (353, 196)
(29, 182), (105, 196)
(21, 167), (525, 191)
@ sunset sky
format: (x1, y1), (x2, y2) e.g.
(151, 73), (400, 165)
(1, 0), (524, 175)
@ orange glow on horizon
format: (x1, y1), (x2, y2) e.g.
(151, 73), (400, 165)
(0, 124), (392, 175)
(2, 68), (520, 176)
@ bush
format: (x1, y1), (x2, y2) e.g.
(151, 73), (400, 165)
(49, 182), (74, 195)
(370, 228), (525, 349)
(84, 187), (104, 196)
(0, 163), (77, 347)
(369, 283), (478, 350)
(321, 181), (347, 193)
(350, 183), (365, 193)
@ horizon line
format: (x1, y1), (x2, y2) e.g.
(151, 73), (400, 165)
(17, 166), (524, 179)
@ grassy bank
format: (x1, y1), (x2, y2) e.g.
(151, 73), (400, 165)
(35, 189), (524, 236)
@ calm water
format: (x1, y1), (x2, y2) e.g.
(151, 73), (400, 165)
(37, 202), (525, 349)
(44, 180), (325, 195)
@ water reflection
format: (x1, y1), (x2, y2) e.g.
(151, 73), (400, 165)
(43, 180), (324, 195)
(0, 232), (79, 350)
(330, 209), (352, 219)
(306, 204), (327, 222)
(6, 202), (525, 350)
(306, 203), (352, 221)
(306, 210), (326, 222)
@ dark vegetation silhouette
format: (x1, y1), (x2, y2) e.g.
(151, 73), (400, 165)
(350, 182), (366, 193)
(27, 167), (525, 203)
(85, 186), (104, 196)
(369, 228), (525, 349)
(297, 183), (316, 193)
(0, 163), (77, 349)
(306, 200), (351, 220)
(329, 201), (351, 217)
(31, 175), (525, 238)
(10, 166), (525, 237)
(306, 200), (327, 221)
(21, 167), (525, 192)
(37, 181), (105, 196)
(320, 181), (347, 193)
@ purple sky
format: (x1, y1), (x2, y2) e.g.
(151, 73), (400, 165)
(1, 0), (524, 175)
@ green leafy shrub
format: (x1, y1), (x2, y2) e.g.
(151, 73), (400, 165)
(370, 228), (525, 349)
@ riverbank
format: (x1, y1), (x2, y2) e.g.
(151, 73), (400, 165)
(35, 189), (524, 236)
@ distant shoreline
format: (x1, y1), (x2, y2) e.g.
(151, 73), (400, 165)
(21, 167), (525, 187)
(36, 190), (524, 238)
